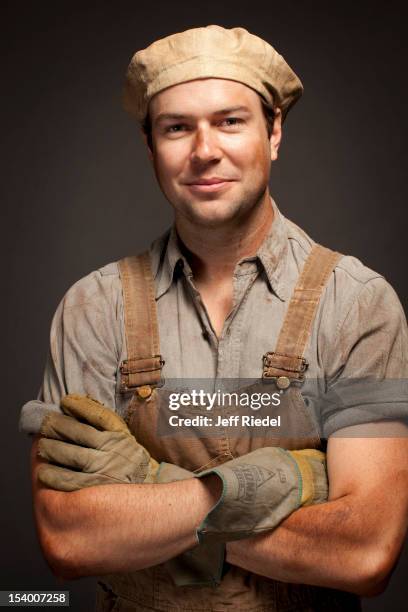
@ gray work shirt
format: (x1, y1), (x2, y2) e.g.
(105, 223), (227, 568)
(20, 200), (408, 438)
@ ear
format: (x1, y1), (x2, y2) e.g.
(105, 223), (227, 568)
(140, 128), (154, 162)
(269, 107), (282, 162)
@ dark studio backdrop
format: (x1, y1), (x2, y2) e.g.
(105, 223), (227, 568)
(2, 1), (407, 610)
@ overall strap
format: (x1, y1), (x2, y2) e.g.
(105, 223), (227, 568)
(118, 252), (164, 398)
(263, 244), (342, 389)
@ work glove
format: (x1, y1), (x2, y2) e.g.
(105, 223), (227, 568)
(37, 394), (224, 587)
(195, 447), (328, 542)
(37, 394), (182, 490)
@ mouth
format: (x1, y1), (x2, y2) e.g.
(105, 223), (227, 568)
(184, 178), (236, 193)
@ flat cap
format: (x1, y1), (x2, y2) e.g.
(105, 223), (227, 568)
(124, 25), (303, 122)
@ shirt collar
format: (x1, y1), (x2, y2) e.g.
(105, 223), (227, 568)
(254, 198), (289, 301)
(150, 197), (289, 301)
(150, 226), (189, 299)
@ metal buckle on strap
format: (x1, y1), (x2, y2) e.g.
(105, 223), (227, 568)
(120, 355), (165, 374)
(119, 354), (165, 393)
(262, 351), (308, 389)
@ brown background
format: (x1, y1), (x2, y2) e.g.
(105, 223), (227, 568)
(2, 1), (407, 609)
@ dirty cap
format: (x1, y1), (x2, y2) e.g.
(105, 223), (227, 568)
(124, 25), (303, 123)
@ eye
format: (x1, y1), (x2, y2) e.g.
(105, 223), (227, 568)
(165, 124), (188, 133)
(221, 117), (244, 127)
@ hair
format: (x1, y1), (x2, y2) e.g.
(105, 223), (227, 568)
(142, 93), (275, 152)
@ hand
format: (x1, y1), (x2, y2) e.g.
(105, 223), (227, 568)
(38, 394), (224, 586)
(195, 447), (328, 542)
(37, 394), (161, 491)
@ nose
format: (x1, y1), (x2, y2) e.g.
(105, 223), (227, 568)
(190, 125), (222, 165)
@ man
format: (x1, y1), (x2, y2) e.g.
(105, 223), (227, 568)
(20, 25), (408, 611)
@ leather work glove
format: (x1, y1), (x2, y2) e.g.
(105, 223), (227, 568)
(195, 447), (328, 543)
(38, 394), (169, 490)
(37, 394), (224, 587)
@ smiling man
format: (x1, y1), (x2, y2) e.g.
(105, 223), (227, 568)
(149, 79), (275, 228)
(20, 25), (408, 612)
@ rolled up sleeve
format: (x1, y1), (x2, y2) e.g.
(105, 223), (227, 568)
(321, 277), (408, 438)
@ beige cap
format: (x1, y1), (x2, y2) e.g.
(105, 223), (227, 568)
(124, 25), (303, 123)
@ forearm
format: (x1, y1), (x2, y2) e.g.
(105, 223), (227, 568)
(226, 493), (402, 596)
(40, 480), (216, 576)
(32, 442), (220, 578)
(227, 432), (408, 596)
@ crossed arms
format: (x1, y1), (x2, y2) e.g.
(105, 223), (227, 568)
(31, 421), (408, 597)
(29, 268), (408, 596)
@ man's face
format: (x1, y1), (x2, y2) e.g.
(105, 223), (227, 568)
(147, 78), (281, 229)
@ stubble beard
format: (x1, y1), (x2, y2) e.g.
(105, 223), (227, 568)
(172, 183), (269, 231)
